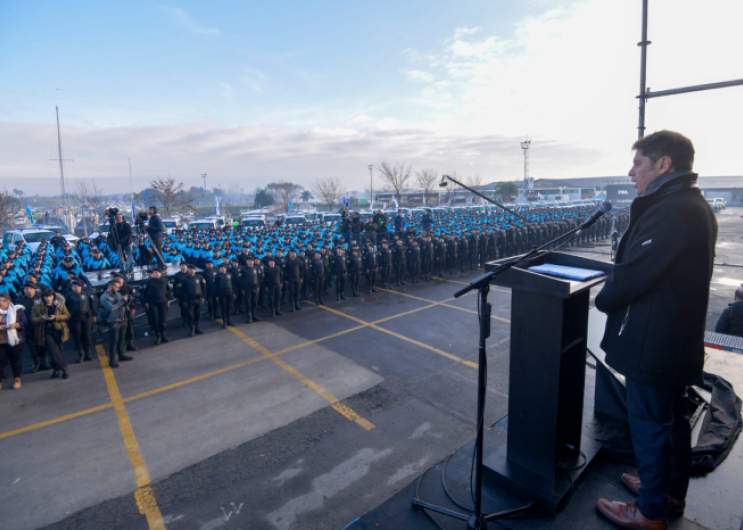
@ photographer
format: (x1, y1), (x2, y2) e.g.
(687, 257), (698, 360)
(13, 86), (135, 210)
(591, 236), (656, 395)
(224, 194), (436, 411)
(147, 206), (167, 271)
(112, 213), (134, 272)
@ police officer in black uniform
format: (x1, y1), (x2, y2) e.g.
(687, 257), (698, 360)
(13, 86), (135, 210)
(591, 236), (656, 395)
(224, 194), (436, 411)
(215, 263), (235, 328)
(347, 247), (361, 297)
(283, 249), (303, 311)
(142, 268), (171, 344)
(407, 239), (421, 283)
(65, 280), (97, 362)
(309, 250), (325, 305)
(264, 258), (283, 316)
(202, 261), (217, 320)
(240, 255), (262, 323)
(173, 261), (190, 326)
(183, 264), (206, 336)
(393, 239), (407, 286)
(329, 246), (348, 300)
(363, 243), (378, 293)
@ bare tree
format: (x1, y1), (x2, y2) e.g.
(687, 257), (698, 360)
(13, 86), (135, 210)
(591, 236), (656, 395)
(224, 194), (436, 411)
(266, 180), (302, 212)
(73, 180), (105, 211)
(377, 161), (412, 204)
(0, 189), (15, 232)
(150, 177), (194, 216)
(313, 176), (346, 211)
(465, 174), (484, 188)
(415, 168), (438, 206)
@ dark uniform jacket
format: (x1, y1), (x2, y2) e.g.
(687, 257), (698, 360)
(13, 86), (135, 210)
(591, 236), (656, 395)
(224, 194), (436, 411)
(715, 302), (743, 337)
(310, 255), (324, 277)
(240, 266), (260, 290)
(65, 290), (97, 318)
(215, 272), (234, 294)
(264, 266), (282, 287)
(182, 274), (207, 299)
(362, 250), (376, 270)
(284, 258), (303, 281)
(595, 172), (717, 388)
(330, 254), (347, 274)
(142, 276), (171, 304)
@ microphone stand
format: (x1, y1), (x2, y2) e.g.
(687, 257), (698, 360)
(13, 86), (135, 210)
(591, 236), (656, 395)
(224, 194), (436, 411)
(440, 175), (528, 221)
(411, 216), (602, 528)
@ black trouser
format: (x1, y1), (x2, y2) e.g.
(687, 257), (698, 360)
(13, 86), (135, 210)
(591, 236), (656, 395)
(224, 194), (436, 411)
(335, 273), (346, 296)
(179, 298), (190, 322)
(244, 288), (258, 316)
(107, 323), (126, 361)
(365, 269), (376, 291)
(0, 343), (23, 379)
(124, 312), (135, 344)
(148, 302), (167, 334)
(395, 262), (405, 283)
(301, 276), (309, 298)
(234, 289), (243, 313)
(312, 277), (324, 302)
(187, 299), (203, 328)
(44, 328), (67, 370)
(380, 264), (390, 285)
(206, 291), (217, 318)
(24, 325), (46, 365)
(626, 378), (691, 521)
(376, 232), (388, 245)
(447, 255), (456, 272)
(348, 271), (359, 293)
(69, 315), (92, 354)
(218, 291), (233, 323)
(421, 259), (431, 277)
(267, 284), (281, 311)
(286, 279), (300, 307)
(408, 261), (419, 281)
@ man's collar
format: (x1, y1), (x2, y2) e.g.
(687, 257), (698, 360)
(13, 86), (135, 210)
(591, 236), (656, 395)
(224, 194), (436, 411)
(644, 170), (697, 196)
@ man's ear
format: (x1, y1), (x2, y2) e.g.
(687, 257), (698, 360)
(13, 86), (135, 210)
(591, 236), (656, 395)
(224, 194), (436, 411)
(657, 155), (674, 175)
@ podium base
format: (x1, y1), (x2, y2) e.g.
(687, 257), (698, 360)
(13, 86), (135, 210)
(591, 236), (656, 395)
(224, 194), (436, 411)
(482, 434), (603, 515)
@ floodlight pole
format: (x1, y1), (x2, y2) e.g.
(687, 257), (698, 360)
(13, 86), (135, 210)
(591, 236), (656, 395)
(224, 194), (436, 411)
(637, 0), (743, 139)
(368, 164), (374, 208)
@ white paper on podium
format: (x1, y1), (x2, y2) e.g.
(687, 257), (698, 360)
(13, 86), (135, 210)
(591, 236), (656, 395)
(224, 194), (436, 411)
(527, 263), (605, 281)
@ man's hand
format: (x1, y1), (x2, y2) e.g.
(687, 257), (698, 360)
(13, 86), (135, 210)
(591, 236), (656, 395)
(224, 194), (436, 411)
(144, 303), (149, 310)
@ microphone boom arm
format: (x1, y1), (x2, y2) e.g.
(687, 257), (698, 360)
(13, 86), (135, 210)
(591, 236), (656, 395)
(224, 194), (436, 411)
(441, 174), (528, 221)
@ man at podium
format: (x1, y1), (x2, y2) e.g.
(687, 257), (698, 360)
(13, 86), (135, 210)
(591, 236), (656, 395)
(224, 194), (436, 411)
(593, 131), (718, 529)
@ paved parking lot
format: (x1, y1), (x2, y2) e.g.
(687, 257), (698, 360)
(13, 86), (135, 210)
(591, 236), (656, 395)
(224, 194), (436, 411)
(1, 207), (741, 530)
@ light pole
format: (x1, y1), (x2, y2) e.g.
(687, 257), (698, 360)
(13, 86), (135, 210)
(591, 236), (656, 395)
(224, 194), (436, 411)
(202, 173), (208, 191)
(368, 164), (374, 208)
(520, 139), (532, 196)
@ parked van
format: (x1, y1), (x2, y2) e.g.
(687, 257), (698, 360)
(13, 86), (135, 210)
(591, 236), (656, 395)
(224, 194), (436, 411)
(187, 218), (220, 231)
(241, 214), (267, 229)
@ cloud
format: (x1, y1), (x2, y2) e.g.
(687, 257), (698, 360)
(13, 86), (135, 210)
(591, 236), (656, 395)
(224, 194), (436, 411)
(0, 121), (597, 194)
(406, 70), (434, 83)
(161, 7), (220, 35)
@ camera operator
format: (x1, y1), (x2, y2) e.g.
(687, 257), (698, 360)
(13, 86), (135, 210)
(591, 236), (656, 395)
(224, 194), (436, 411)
(112, 273), (138, 352)
(112, 213), (134, 272)
(147, 206), (167, 271)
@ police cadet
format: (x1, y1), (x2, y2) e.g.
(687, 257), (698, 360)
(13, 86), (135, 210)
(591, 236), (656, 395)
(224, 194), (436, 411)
(275, 248), (288, 307)
(141, 268), (171, 344)
(393, 239), (407, 286)
(327, 246), (346, 300)
(363, 243), (378, 293)
(298, 249), (311, 300)
(458, 233), (469, 273)
(347, 247), (361, 297)
(203, 261), (217, 320)
(215, 263), (235, 328)
(240, 255), (262, 323)
(65, 279), (97, 363)
(16, 283), (48, 372)
(229, 260), (242, 314)
(407, 239), (421, 283)
(183, 264), (206, 336)
(433, 236), (446, 277)
(174, 261), (190, 326)
(378, 239), (392, 289)
(255, 250), (266, 309)
(420, 235), (433, 281)
(264, 257), (283, 316)
(321, 246), (332, 296)
(283, 249), (303, 311)
(310, 250), (325, 305)
(446, 234), (458, 274)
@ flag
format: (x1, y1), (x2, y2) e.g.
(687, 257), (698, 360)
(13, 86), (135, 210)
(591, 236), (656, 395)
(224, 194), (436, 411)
(131, 199), (136, 223)
(288, 197), (293, 211)
(392, 196), (399, 208)
(342, 195), (348, 206)
(215, 196), (221, 215)
(26, 204), (34, 224)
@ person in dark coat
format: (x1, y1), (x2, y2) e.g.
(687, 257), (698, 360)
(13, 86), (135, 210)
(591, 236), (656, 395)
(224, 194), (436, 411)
(309, 250), (325, 306)
(147, 206), (167, 271)
(714, 288), (743, 337)
(141, 269), (171, 344)
(283, 249), (303, 311)
(183, 265), (206, 336)
(595, 131), (718, 529)
(240, 256), (262, 323)
(347, 247), (361, 297)
(363, 243), (378, 293)
(378, 240), (392, 289)
(65, 280), (97, 362)
(264, 258), (283, 316)
(393, 239), (407, 286)
(329, 247), (348, 300)
(215, 264), (235, 328)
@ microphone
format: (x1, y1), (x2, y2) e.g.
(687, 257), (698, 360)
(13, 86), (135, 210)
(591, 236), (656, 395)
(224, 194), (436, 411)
(439, 175), (448, 187)
(577, 201), (612, 234)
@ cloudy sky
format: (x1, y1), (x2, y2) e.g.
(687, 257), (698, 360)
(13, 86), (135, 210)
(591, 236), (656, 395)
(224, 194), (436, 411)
(1, 0), (742, 195)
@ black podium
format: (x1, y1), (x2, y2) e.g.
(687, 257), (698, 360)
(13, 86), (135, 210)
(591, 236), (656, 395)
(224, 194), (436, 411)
(482, 251), (613, 514)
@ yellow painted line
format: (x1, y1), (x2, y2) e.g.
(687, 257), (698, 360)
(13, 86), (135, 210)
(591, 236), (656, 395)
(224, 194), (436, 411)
(226, 326), (375, 431)
(124, 355), (269, 403)
(308, 301), (479, 370)
(0, 403), (113, 440)
(371, 303), (438, 324)
(96, 345), (165, 530)
(379, 286), (511, 323)
(272, 324), (368, 356)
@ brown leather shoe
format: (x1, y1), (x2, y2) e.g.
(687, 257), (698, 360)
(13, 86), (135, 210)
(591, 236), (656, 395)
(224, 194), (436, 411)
(621, 473), (686, 516)
(596, 499), (668, 529)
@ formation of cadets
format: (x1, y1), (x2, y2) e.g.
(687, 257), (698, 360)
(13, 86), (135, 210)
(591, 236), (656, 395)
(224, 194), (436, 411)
(0, 203), (628, 392)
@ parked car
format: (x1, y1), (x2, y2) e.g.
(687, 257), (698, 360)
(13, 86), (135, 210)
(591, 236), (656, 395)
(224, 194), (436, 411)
(2, 229), (55, 252)
(241, 214), (267, 229)
(187, 218), (220, 231)
(33, 224), (80, 245)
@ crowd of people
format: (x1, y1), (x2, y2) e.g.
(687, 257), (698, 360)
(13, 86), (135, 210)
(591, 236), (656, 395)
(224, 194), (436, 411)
(0, 202), (627, 391)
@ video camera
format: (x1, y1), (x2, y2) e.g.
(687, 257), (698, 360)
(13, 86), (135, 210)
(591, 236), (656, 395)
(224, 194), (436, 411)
(105, 206), (120, 220)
